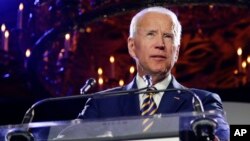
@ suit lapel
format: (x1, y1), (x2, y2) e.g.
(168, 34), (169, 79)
(121, 79), (141, 116)
(157, 76), (187, 114)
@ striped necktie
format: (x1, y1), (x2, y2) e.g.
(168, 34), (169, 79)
(141, 87), (158, 132)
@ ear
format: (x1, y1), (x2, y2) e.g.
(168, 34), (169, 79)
(174, 45), (180, 63)
(127, 37), (136, 59)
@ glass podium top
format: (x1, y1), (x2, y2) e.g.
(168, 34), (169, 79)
(0, 110), (226, 141)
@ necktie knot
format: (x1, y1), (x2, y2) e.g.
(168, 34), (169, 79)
(146, 87), (157, 96)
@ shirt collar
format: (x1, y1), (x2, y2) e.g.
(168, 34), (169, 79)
(136, 74), (172, 91)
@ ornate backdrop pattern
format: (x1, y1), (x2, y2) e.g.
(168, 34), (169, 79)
(0, 0), (250, 97)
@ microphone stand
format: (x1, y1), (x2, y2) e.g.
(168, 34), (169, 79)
(21, 87), (149, 124)
(4, 87), (146, 141)
(8, 87), (218, 141)
(21, 87), (208, 124)
(189, 91), (218, 141)
(190, 117), (217, 141)
(143, 88), (218, 141)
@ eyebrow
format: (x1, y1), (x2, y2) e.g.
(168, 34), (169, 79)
(163, 32), (174, 37)
(145, 29), (174, 36)
(145, 29), (157, 33)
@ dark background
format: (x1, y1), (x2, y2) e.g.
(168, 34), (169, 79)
(0, 0), (250, 126)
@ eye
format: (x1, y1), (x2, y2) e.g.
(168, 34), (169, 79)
(147, 32), (155, 36)
(163, 33), (173, 39)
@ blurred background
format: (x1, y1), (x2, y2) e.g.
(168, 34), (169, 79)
(0, 0), (250, 125)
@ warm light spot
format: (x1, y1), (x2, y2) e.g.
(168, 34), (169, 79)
(109, 56), (115, 63)
(1, 24), (6, 32)
(43, 50), (49, 56)
(119, 79), (124, 86)
(247, 55), (250, 64)
(129, 66), (135, 74)
(237, 47), (242, 56)
(97, 67), (103, 75)
(198, 28), (202, 34)
(65, 33), (70, 40)
(19, 3), (24, 11)
(233, 69), (238, 75)
(4, 30), (9, 38)
(86, 27), (91, 33)
(58, 49), (64, 58)
(98, 77), (104, 85)
(25, 49), (31, 58)
(242, 61), (247, 69)
(43, 50), (49, 62)
(80, 8), (85, 14)
(58, 52), (64, 59)
(60, 48), (65, 53)
(209, 4), (214, 9)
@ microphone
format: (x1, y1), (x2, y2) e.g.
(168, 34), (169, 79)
(21, 77), (215, 139)
(21, 85), (148, 124)
(20, 83), (217, 141)
(139, 87), (217, 141)
(188, 91), (217, 141)
(167, 87), (217, 141)
(142, 74), (204, 113)
(143, 75), (152, 87)
(80, 78), (96, 94)
(191, 91), (204, 113)
(142, 75), (216, 140)
(16, 85), (216, 141)
(22, 78), (97, 124)
(142, 85), (217, 141)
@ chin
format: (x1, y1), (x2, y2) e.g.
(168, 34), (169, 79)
(150, 70), (166, 75)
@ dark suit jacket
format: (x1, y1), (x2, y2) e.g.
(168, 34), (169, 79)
(78, 76), (229, 141)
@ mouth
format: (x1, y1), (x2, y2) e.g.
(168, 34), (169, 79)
(150, 55), (167, 60)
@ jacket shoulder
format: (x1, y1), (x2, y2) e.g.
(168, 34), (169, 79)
(189, 88), (221, 101)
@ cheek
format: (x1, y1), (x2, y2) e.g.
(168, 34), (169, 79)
(167, 47), (178, 61)
(135, 49), (147, 60)
(134, 41), (146, 57)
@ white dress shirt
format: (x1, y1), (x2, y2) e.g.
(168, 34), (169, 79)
(137, 74), (172, 109)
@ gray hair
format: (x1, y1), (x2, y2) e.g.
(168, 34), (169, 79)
(129, 6), (182, 46)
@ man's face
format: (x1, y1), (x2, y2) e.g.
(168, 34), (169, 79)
(128, 12), (179, 77)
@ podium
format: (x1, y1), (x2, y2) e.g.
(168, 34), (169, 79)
(0, 110), (226, 141)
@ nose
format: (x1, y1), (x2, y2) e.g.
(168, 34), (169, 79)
(155, 35), (165, 50)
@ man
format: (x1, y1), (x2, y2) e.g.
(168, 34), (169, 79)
(78, 6), (229, 141)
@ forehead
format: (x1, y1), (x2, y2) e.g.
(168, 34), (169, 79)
(136, 12), (173, 30)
